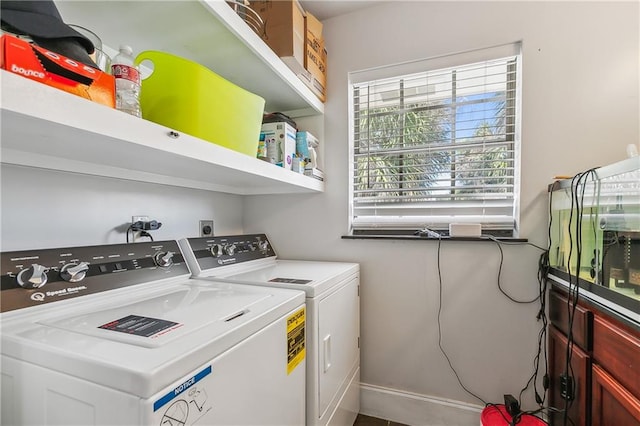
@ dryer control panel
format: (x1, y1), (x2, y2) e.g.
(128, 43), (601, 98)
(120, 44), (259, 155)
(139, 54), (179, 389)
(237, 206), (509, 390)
(180, 234), (276, 274)
(0, 241), (188, 313)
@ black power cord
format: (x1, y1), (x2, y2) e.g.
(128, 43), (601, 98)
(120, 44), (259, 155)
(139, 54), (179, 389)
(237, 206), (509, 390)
(126, 220), (162, 243)
(139, 230), (154, 242)
(427, 168), (601, 425)
(486, 236), (551, 413)
(558, 168), (598, 426)
(433, 232), (488, 406)
(430, 218), (564, 424)
(433, 231), (551, 411)
(489, 168), (596, 426)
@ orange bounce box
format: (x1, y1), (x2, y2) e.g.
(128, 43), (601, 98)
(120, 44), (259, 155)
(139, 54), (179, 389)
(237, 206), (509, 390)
(1, 34), (115, 107)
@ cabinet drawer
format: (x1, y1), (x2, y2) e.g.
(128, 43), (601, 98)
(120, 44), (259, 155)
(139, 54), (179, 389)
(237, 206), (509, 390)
(593, 316), (640, 397)
(549, 290), (593, 351)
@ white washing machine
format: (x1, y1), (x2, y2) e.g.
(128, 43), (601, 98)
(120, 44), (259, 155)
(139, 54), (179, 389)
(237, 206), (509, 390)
(1, 240), (306, 426)
(179, 234), (360, 426)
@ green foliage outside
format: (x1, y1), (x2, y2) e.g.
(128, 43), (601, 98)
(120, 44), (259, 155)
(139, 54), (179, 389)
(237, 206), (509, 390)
(355, 97), (512, 204)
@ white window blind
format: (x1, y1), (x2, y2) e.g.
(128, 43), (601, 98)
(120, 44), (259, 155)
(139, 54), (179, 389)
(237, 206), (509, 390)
(350, 45), (521, 236)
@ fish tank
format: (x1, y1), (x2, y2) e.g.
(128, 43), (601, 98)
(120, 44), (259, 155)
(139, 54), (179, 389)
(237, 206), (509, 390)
(548, 156), (639, 323)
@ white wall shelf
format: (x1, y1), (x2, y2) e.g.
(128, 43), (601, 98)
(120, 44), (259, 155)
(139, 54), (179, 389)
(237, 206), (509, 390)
(55, 0), (324, 117)
(2, 0), (327, 195)
(1, 71), (324, 195)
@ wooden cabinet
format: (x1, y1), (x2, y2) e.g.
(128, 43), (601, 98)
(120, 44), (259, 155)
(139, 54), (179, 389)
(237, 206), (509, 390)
(549, 285), (640, 426)
(591, 315), (640, 425)
(548, 325), (591, 426)
(549, 291), (593, 351)
(592, 364), (640, 426)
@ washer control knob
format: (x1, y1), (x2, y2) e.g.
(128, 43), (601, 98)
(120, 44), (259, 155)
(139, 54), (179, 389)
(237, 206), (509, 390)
(224, 244), (237, 256)
(60, 262), (90, 283)
(258, 240), (269, 252)
(210, 244), (223, 257)
(154, 251), (174, 267)
(17, 264), (48, 289)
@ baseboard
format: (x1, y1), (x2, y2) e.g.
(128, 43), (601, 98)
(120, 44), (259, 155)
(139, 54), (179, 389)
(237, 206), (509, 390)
(360, 383), (483, 426)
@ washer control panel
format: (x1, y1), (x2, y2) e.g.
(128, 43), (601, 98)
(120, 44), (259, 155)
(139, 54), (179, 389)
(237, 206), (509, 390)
(181, 234), (276, 273)
(1, 241), (188, 313)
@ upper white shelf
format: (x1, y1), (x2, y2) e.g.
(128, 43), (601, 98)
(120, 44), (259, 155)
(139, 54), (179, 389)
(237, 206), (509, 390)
(0, 71), (324, 195)
(55, 0), (324, 117)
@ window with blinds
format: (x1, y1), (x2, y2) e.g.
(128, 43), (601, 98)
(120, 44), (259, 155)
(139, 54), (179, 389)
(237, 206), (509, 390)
(350, 44), (521, 236)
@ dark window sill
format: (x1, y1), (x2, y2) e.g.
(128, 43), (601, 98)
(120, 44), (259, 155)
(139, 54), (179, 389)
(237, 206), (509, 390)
(341, 234), (529, 243)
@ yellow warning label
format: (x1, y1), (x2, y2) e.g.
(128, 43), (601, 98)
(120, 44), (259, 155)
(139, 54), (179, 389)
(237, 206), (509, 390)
(287, 307), (306, 375)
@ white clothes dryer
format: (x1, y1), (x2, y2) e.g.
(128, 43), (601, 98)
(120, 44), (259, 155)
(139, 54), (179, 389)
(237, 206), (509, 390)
(179, 234), (360, 426)
(1, 240), (306, 426)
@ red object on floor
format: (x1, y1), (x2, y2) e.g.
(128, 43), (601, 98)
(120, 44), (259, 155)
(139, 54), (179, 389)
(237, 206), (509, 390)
(480, 404), (547, 425)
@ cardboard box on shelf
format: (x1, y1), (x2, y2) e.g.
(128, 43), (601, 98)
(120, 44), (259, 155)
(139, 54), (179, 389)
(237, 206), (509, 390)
(303, 11), (326, 102)
(261, 121), (297, 170)
(0, 34), (115, 108)
(249, 0), (306, 75)
(301, 48), (326, 102)
(305, 10), (323, 41)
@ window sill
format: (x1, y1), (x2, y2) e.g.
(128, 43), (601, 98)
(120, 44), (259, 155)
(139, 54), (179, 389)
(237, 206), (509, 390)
(341, 234), (529, 243)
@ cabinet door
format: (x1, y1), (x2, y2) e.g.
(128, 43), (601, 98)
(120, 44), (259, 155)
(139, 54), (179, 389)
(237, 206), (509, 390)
(592, 316), (640, 398)
(548, 325), (591, 426)
(549, 289), (593, 351)
(592, 364), (640, 426)
(318, 278), (360, 419)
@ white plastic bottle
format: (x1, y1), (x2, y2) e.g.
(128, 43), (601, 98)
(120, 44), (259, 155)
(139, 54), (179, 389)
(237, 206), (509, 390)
(111, 45), (141, 117)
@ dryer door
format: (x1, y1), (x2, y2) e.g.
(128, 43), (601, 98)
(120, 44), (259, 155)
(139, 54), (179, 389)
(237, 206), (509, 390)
(318, 277), (360, 420)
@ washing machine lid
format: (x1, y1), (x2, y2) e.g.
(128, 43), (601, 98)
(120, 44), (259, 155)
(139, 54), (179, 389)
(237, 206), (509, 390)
(207, 260), (359, 297)
(39, 282), (271, 347)
(1, 280), (305, 397)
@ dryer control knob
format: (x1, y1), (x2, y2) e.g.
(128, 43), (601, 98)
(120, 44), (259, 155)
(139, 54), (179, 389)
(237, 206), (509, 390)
(210, 244), (223, 258)
(154, 251), (174, 267)
(224, 244), (237, 256)
(60, 262), (90, 283)
(17, 264), (48, 289)
(258, 240), (269, 252)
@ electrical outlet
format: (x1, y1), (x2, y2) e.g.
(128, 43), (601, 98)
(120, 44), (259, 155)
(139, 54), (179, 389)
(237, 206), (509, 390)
(131, 216), (148, 243)
(132, 215), (149, 224)
(200, 220), (214, 237)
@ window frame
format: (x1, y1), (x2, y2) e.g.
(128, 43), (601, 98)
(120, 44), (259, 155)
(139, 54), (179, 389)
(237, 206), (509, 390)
(348, 43), (523, 237)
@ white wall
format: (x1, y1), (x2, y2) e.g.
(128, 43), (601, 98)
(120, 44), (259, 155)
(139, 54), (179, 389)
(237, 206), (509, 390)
(244, 1), (639, 424)
(1, 2), (637, 424)
(0, 165), (244, 251)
